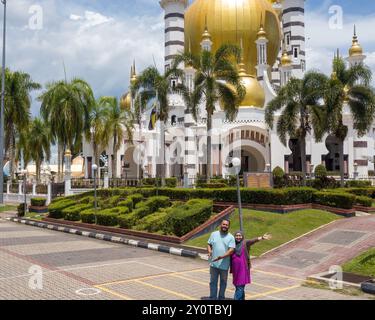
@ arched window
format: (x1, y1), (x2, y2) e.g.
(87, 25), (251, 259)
(171, 115), (177, 125)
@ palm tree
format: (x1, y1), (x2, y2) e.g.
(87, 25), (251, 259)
(85, 101), (107, 172)
(265, 71), (328, 184)
(28, 118), (51, 182)
(1, 69), (41, 179)
(133, 67), (179, 185)
(172, 44), (245, 181)
(325, 55), (375, 186)
(39, 78), (94, 181)
(98, 96), (134, 178)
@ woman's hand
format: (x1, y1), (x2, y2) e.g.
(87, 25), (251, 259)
(262, 233), (272, 240)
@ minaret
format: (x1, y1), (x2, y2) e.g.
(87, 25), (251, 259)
(130, 60), (137, 86)
(200, 18), (213, 52)
(347, 25), (366, 67)
(281, 0), (306, 79)
(279, 44), (292, 86)
(255, 18), (269, 80)
(160, 0), (188, 71)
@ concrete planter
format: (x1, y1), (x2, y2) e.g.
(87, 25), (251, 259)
(361, 280), (375, 295)
(29, 206), (49, 214)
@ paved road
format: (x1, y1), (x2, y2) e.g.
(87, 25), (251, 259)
(0, 215), (369, 300)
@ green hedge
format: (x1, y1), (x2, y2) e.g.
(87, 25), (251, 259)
(355, 196), (373, 207)
(128, 194), (144, 207)
(48, 199), (75, 219)
(118, 212), (138, 229)
(164, 199), (213, 237)
(313, 192), (356, 209)
(31, 198), (46, 207)
(80, 209), (96, 224)
(118, 198), (133, 212)
(135, 196), (171, 215)
(95, 211), (119, 226)
(62, 204), (92, 221)
(134, 211), (169, 233)
(345, 180), (372, 188)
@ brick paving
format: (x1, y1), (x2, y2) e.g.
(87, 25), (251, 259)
(0, 213), (373, 300)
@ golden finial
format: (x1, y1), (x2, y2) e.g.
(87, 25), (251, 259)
(238, 37), (248, 76)
(257, 13), (267, 39)
(349, 25), (363, 57)
(201, 15), (212, 41)
(280, 41), (291, 67)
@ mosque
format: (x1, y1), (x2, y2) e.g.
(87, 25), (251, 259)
(82, 0), (371, 184)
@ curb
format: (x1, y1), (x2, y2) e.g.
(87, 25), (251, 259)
(6, 217), (206, 261)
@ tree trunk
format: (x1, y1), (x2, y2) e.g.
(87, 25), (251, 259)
(9, 130), (15, 181)
(206, 113), (212, 183)
(36, 160), (41, 183)
(112, 134), (117, 179)
(57, 142), (61, 182)
(339, 138), (345, 187)
(300, 136), (307, 186)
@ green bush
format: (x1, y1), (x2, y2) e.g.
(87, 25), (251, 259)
(315, 165), (327, 178)
(128, 194), (143, 207)
(48, 199), (75, 219)
(165, 177), (178, 188)
(80, 209), (96, 224)
(17, 203), (26, 217)
(118, 198), (133, 212)
(272, 166), (286, 188)
(135, 196), (170, 214)
(355, 196), (373, 207)
(164, 199), (213, 237)
(345, 180), (372, 188)
(313, 192), (355, 209)
(109, 195), (126, 207)
(198, 183), (228, 189)
(62, 204), (91, 221)
(77, 196), (95, 205)
(118, 212), (138, 229)
(31, 198), (46, 207)
(135, 211), (169, 233)
(95, 211), (119, 226)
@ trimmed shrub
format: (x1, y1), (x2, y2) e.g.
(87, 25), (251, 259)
(315, 165), (327, 178)
(118, 212), (138, 229)
(62, 204), (91, 221)
(80, 209), (96, 224)
(345, 180), (372, 188)
(77, 196), (95, 205)
(17, 203), (26, 217)
(313, 192), (355, 209)
(31, 198), (46, 207)
(48, 199), (75, 219)
(272, 166), (286, 188)
(118, 198), (133, 212)
(198, 183), (228, 189)
(355, 196), (373, 207)
(95, 211), (119, 226)
(135, 196), (171, 214)
(135, 211), (169, 233)
(164, 199), (213, 237)
(128, 194), (143, 207)
(165, 177), (178, 188)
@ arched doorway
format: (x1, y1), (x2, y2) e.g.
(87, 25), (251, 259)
(323, 135), (348, 174)
(286, 139), (302, 172)
(122, 146), (141, 179)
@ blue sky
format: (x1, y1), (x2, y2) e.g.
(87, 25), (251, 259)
(4, 0), (375, 119)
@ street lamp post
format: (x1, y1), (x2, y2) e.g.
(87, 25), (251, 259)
(232, 157), (243, 232)
(92, 164), (98, 223)
(21, 169), (27, 215)
(0, 0), (7, 205)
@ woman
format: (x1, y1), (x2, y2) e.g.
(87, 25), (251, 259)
(213, 231), (272, 300)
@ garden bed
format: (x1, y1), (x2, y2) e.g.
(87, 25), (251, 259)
(43, 204), (235, 244)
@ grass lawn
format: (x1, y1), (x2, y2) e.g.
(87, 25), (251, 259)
(185, 209), (341, 257)
(0, 205), (17, 213)
(342, 248), (375, 278)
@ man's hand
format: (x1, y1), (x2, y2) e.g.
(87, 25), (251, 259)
(262, 233), (272, 240)
(212, 256), (222, 262)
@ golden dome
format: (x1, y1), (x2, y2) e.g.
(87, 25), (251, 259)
(120, 92), (131, 110)
(185, 0), (281, 76)
(349, 26), (363, 57)
(280, 50), (292, 67)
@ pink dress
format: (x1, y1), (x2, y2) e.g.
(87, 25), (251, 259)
(230, 245), (251, 286)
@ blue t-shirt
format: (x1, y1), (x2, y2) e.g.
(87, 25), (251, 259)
(208, 231), (235, 270)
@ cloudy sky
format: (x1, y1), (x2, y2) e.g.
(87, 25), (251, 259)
(4, 0), (375, 117)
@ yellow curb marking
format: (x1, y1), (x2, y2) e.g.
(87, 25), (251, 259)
(95, 285), (133, 300)
(252, 269), (306, 282)
(135, 280), (195, 300)
(246, 285), (301, 300)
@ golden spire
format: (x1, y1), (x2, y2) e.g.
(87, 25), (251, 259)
(349, 25), (363, 57)
(238, 37), (248, 77)
(280, 42), (291, 67)
(257, 13), (267, 39)
(331, 50), (338, 80)
(130, 60), (137, 85)
(201, 15), (212, 41)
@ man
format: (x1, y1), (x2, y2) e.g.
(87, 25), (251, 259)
(207, 219), (235, 300)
